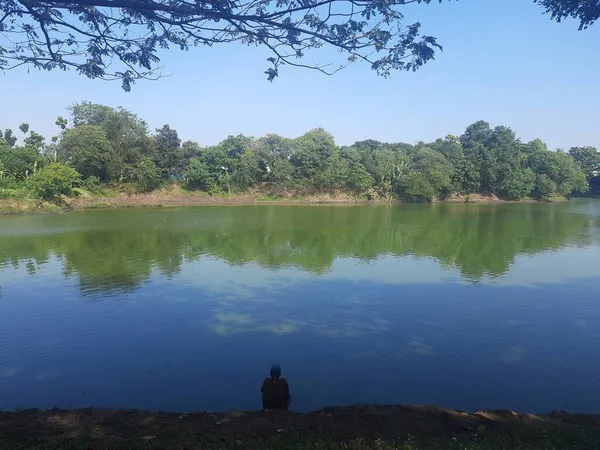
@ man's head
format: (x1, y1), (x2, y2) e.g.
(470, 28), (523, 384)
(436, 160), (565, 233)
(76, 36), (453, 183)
(270, 364), (282, 379)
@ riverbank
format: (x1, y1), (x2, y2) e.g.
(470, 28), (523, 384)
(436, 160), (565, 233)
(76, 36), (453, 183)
(1, 405), (599, 449)
(0, 188), (559, 215)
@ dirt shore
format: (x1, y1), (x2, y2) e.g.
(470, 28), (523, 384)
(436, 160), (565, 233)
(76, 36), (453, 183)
(0, 190), (551, 215)
(1, 405), (599, 449)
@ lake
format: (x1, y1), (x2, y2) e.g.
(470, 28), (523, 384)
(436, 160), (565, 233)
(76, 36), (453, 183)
(1, 201), (599, 414)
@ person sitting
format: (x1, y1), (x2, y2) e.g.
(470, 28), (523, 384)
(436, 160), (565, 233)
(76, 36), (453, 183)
(261, 364), (292, 411)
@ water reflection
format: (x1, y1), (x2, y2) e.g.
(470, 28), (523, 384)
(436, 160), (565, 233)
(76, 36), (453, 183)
(1, 273), (599, 413)
(0, 202), (598, 295)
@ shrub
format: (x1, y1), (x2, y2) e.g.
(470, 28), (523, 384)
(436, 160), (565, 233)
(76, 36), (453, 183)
(131, 157), (160, 193)
(0, 176), (24, 190)
(27, 163), (81, 201)
(0, 188), (29, 200)
(82, 176), (104, 195)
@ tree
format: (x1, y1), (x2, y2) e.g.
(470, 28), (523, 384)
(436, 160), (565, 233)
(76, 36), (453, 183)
(270, 158), (295, 190)
(58, 125), (112, 180)
(67, 102), (155, 181)
(528, 148), (588, 196)
(232, 151), (261, 191)
(0, 146), (42, 179)
(569, 146), (600, 179)
(131, 157), (161, 193)
(291, 128), (337, 188)
(360, 145), (408, 200)
(26, 163), (81, 201)
(400, 147), (454, 201)
(24, 131), (45, 152)
(55, 116), (68, 130)
(534, 0), (600, 29)
(185, 145), (231, 193)
(460, 121), (492, 150)
(19, 123), (29, 135)
(154, 125), (182, 178)
(186, 158), (213, 192)
(532, 174), (558, 201)
(431, 134), (480, 193)
(346, 163), (374, 199)
(180, 141), (203, 163)
(0, 0), (446, 90)
(2, 129), (17, 147)
(499, 168), (535, 200)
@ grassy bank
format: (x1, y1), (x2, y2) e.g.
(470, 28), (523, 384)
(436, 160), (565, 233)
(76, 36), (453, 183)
(1, 405), (599, 449)
(0, 199), (63, 215)
(0, 186), (558, 215)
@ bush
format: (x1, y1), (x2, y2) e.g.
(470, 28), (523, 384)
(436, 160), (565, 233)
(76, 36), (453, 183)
(81, 176), (104, 195)
(27, 163), (82, 201)
(0, 188), (29, 200)
(532, 174), (557, 201)
(131, 157), (161, 193)
(0, 176), (24, 190)
(185, 158), (214, 192)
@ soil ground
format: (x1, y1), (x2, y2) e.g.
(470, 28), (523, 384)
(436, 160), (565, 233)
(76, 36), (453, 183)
(1, 405), (599, 449)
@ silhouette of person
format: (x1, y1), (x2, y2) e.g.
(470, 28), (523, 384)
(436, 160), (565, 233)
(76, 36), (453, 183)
(261, 364), (291, 411)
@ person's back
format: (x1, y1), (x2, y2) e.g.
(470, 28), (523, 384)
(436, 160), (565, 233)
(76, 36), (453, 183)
(261, 364), (291, 411)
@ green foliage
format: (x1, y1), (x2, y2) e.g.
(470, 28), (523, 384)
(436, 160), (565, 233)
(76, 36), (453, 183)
(346, 163), (374, 199)
(400, 147), (454, 201)
(271, 158), (295, 190)
(535, 0), (600, 30)
(2, 129), (17, 147)
(62, 102), (155, 184)
(154, 124), (182, 177)
(0, 145), (44, 179)
(0, 176), (22, 189)
(82, 176), (104, 195)
(186, 158), (214, 192)
(533, 174), (557, 201)
(291, 128), (337, 189)
(5, 103), (595, 203)
(130, 157), (161, 193)
(0, 175), (28, 200)
(232, 150), (261, 192)
(1, 0), (445, 90)
(26, 163), (81, 201)
(569, 146), (600, 179)
(499, 168), (535, 200)
(23, 131), (45, 152)
(58, 125), (112, 179)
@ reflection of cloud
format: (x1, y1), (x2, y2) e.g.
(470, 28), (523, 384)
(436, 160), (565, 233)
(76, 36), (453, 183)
(407, 340), (434, 356)
(262, 323), (299, 335)
(0, 366), (18, 378)
(34, 367), (61, 381)
(211, 312), (302, 336)
(215, 313), (253, 324)
(175, 249), (600, 306)
(502, 347), (527, 365)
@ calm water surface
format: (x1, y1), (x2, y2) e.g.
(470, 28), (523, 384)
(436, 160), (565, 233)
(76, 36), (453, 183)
(1, 201), (599, 413)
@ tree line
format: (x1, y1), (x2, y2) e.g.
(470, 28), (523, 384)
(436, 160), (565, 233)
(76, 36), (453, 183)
(1, 102), (599, 202)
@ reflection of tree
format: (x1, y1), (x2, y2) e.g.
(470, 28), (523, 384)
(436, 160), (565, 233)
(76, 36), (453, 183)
(0, 204), (595, 293)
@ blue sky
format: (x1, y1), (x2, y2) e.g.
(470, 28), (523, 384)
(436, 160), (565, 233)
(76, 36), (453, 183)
(1, 0), (599, 149)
